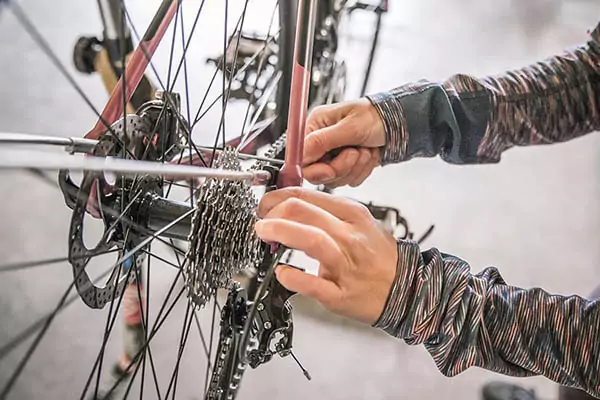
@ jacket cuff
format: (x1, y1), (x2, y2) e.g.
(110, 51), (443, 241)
(372, 239), (420, 337)
(366, 91), (409, 165)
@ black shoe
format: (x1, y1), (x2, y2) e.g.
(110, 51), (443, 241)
(482, 382), (539, 400)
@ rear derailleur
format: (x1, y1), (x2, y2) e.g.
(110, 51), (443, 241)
(206, 245), (304, 400)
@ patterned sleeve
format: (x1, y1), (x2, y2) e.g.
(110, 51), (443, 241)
(374, 240), (600, 397)
(366, 22), (600, 166)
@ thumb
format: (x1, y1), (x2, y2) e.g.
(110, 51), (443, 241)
(303, 122), (360, 165)
(275, 264), (339, 305)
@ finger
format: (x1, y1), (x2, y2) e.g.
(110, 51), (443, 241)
(262, 197), (347, 236)
(275, 264), (341, 305)
(302, 162), (337, 184)
(301, 147), (361, 185)
(258, 187), (369, 223)
(331, 147), (371, 188)
(320, 147), (359, 184)
(349, 148), (380, 187)
(303, 121), (361, 165)
(255, 219), (345, 269)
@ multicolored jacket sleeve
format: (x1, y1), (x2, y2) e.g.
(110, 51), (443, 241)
(367, 24), (600, 166)
(369, 23), (600, 397)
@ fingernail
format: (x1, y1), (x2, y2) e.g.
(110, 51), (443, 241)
(312, 171), (335, 182)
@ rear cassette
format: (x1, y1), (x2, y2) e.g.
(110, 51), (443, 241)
(185, 147), (263, 309)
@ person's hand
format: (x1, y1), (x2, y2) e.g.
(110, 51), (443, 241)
(303, 98), (386, 188)
(254, 187), (398, 325)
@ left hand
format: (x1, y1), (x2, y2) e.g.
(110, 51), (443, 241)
(254, 187), (399, 325)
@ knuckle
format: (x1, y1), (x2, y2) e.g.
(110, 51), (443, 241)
(353, 202), (373, 220)
(282, 186), (304, 200)
(279, 197), (305, 217)
(311, 104), (329, 115)
(310, 131), (328, 149)
(306, 230), (329, 255)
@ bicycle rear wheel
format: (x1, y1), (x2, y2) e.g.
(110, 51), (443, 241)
(0, 1), (295, 399)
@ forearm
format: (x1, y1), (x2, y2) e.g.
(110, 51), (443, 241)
(374, 241), (600, 397)
(368, 23), (600, 165)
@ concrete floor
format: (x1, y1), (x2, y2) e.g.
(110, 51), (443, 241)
(0, 0), (599, 399)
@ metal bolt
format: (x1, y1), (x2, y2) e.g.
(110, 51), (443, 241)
(263, 321), (272, 330)
(257, 303), (264, 311)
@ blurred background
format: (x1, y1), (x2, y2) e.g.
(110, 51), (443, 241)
(0, 0), (598, 399)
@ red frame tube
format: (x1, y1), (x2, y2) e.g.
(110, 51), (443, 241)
(277, 0), (318, 188)
(85, 0), (178, 140)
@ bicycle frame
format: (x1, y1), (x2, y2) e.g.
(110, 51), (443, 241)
(85, 0), (319, 189)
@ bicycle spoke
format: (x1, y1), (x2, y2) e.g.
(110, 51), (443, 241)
(8, 2), (104, 129)
(121, 263), (160, 400)
(164, 299), (194, 399)
(99, 283), (186, 400)
(84, 231), (135, 399)
(0, 248), (121, 273)
(122, 6), (166, 90)
(179, 4), (193, 137)
(193, 311), (211, 365)
(164, 236), (212, 368)
(81, 250), (188, 399)
(190, 27), (281, 131)
(189, 7), (250, 131)
(0, 205), (193, 370)
(120, 0), (129, 165)
(204, 299), (219, 394)
(94, 4), (131, 393)
(219, 0), (230, 151)
(166, 237), (213, 368)
(141, 248), (181, 270)
(238, 1), (281, 148)
(0, 254), (123, 397)
(90, 258), (128, 400)
(7, 2), (138, 157)
(124, 0), (210, 169)
(166, 1), (181, 91)
(170, 313), (194, 400)
(179, 1), (198, 210)
(141, 244), (151, 399)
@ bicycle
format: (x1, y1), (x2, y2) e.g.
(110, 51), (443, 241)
(0, 0), (432, 398)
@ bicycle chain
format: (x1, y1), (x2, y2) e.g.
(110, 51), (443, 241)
(205, 283), (248, 400)
(199, 137), (287, 400)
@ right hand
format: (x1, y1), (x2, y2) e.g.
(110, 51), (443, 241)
(302, 98), (386, 188)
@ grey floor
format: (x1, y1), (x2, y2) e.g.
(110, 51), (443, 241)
(0, 0), (599, 399)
